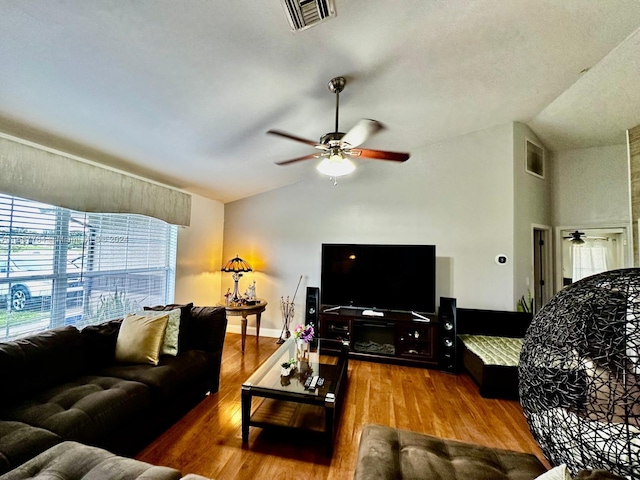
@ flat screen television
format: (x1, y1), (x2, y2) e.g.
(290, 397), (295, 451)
(320, 243), (436, 314)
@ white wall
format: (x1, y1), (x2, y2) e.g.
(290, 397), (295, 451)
(513, 123), (552, 306)
(175, 193), (225, 306)
(549, 144), (632, 287)
(222, 123), (517, 335)
(550, 144), (630, 226)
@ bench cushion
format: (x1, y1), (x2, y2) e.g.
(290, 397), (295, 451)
(0, 441), (182, 480)
(0, 421), (61, 475)
(354, 424), (546, 480)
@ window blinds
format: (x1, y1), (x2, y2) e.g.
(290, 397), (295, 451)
(0, 193), (177, 341)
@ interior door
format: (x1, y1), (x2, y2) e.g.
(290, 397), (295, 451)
(533, 228), (549, 312)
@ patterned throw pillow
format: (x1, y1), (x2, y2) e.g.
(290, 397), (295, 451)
(159, 308), (181, 356)
(144, 302), (193, 351)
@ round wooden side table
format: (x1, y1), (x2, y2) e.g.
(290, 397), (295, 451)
(224, 299), (268, 354)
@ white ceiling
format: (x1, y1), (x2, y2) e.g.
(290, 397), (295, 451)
(1, 0), (639, 203)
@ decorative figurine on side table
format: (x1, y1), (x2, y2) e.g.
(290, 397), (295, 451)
(244, 280), (257, 304)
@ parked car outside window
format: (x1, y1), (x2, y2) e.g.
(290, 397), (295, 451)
(0, 254), (83, 311)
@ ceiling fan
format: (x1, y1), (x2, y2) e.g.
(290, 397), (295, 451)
(563, 230), (609, 245)
(267, 76), (410, 182)
(564, 231), (586, 245)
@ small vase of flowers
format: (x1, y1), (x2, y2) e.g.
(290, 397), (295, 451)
(293, 323), (314, 362)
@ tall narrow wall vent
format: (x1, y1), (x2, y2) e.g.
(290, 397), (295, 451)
(280, 0), (336, 32)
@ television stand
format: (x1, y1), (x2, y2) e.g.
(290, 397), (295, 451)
(323, 305), (341, 312)
(319, 307), (438, 367)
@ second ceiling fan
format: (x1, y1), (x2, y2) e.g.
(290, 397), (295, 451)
(267, 77), (410, 181)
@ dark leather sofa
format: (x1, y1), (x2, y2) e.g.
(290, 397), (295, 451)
(0, 304), (226, 479)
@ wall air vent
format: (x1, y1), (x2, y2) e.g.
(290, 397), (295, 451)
(280, 0), (336, 32)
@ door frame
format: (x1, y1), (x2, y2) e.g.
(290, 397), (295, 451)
(554, 223), (632, 293)
(531, 224), (553, 312)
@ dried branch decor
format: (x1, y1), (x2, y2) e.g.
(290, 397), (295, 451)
(277, 275), (303, 344)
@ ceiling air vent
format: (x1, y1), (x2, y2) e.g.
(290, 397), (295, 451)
(280, 0), (336, 32)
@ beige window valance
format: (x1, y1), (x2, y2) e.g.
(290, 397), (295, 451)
(0, 133), (191, 226)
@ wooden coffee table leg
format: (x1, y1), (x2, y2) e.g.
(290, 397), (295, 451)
(241, 385), (252, 444)
(325, 392), (336, 456)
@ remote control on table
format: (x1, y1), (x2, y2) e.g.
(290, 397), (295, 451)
(316, 377), (324, 387)
(308, 376), (319, 390)
(304, 376), (313, 389)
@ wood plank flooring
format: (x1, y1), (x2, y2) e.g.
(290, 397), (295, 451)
(136, 333), (548, 479)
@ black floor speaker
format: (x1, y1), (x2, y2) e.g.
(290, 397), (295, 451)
(438, 297), (458, 373)
(305, 286), (320, 326)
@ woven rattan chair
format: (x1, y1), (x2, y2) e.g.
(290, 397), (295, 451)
(519, 269), (640, 479)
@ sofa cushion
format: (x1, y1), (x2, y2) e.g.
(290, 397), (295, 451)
(80, 318), (123, 370)
(0, 326), (85, 408)
(354, 424), (547, 480)
(115, 312), (170, 366)
(144, 303), (193, 352)
(581, 356), (640, 427)
(0, 421), (61, 475)
(0, 441), (183, 480)
(1, 376), (150, 445)
(159, 308), (181, 356)
(187, 306), (227, 352)
(97, 350), (214, 402)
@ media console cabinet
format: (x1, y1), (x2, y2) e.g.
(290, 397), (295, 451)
(318, 307), (439, 367)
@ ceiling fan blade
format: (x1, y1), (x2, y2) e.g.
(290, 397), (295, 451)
(267, 130), (327, 150)
(275, 153), (323, 166)
(349, 148), (410, 162)
(341, 119), (385, 148)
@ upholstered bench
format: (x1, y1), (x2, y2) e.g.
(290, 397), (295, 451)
(0, 441), (212, 480)
(354, 424), (547, 480)
(0, 421), (61, 475)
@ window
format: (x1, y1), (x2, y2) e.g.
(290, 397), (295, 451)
(570, 236), (623, 283)
(571, 242), (608, 282)
(0, 193), (177, 341)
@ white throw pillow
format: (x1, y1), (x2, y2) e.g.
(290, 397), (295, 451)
(534, 464), (572, 480)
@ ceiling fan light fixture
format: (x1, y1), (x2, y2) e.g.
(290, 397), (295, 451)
(567, 230), (586, 245)
(316, 153), (355, 177)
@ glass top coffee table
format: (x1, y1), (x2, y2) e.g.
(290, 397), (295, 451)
(241, 337), (349, 455)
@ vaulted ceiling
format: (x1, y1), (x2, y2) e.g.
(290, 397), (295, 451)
(1, 1), (639, 202)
